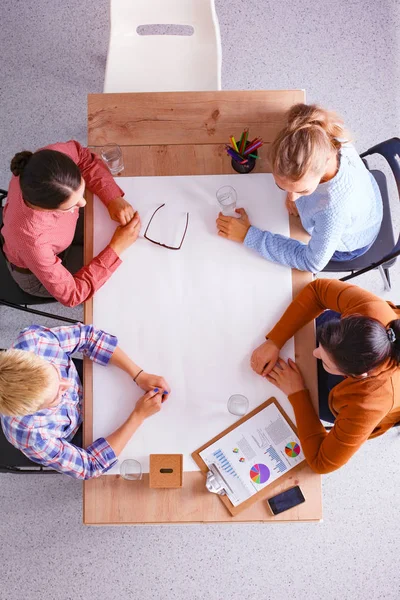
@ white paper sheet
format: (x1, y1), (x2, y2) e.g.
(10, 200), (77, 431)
(92, 173), (295, 473)
(199, 402), (305, 507)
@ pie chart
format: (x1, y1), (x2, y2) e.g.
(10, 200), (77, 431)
(285, 442), (301, 458)
(250, 463), (270, 484)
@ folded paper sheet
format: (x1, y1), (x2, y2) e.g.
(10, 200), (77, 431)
(93, 173), (295, 473)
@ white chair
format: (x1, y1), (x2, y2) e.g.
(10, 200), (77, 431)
(104, 0), (222, 92)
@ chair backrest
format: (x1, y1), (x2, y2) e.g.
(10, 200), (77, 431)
(360, 138), (400, 259)
(104, 0), (222, 92)
(0, 189), (7, 207)
(360, 138), (400, 201)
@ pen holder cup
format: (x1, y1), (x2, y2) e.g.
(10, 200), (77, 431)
(231, 146), (258, 174)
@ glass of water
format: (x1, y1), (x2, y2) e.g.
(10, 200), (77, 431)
(101, 143), (124, 175)
(227, 394), (249, 417)
(120, 459), (142, 480)
(216, 185), (238, 217)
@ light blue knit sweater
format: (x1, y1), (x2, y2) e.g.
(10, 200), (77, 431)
(244, 144), (383, 272)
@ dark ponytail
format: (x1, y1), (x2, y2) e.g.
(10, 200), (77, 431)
(10, 148), (82, 209)
(317, 314), (400, 377)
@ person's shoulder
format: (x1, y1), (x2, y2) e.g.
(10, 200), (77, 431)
(39, 140), (80, 163)
(0, 412), (38, 442)
(339, 142), (357, 157)
(12, 325), (55, 352)
(334, 370), (394, 411)
(326, 167), (356, 208)
(338, 144), (366, 180)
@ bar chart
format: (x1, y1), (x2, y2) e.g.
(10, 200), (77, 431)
(264, 445), (287, 474)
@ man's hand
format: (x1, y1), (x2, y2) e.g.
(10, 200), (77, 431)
(265, 358), (306, 396)
(134, 389), (164, 421)
(251, 339), (280, 376)
(135, 371), (170, 402)
(216, 208), (251, 242)
(285, 192), (299, 217)
(108, 196), (136, 225)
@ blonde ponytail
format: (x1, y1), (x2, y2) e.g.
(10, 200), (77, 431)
(270, 104), (351, 182)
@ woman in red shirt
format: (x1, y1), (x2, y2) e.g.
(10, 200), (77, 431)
(1, 140), (140, 307)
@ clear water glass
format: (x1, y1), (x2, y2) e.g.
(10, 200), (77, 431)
(227, 394), (249, 416)
(216, 185), (238, 217)
(101, 143), (124, 175)
(120, 459), (142, 480)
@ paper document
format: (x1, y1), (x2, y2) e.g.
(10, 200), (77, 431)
(199, 402), (305, 507)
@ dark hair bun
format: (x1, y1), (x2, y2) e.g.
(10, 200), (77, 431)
(10, 151), (33, 177)
(387, 318), (400, 364)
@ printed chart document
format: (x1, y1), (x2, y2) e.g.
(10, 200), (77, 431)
(199, 402), (305, 507)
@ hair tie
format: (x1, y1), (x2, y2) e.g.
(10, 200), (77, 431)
(387, 328), (396, 343)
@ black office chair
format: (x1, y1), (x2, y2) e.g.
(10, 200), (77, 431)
(0, 357), (83, 473)
(0, 189), (77, 324)
(323, 138), (400, 290)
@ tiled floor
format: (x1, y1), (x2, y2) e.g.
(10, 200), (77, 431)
(1, 1), (400, 599)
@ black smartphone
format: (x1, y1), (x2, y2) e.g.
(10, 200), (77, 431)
(267, 486), (305, 515)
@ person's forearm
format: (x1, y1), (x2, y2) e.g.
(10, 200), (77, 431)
(106, 411), (144, 456)
(244, 227), (316, 271)
(266, 280), (330, 348)
(109, 346), (142, 380)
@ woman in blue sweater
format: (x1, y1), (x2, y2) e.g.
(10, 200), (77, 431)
(216, 104), (383, 272)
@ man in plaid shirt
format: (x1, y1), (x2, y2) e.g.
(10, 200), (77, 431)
(0, 324), (170, 479)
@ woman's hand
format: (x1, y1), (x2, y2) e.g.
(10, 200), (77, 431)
(285, 192), (299, 217)
(265, 358), (306, 396)
(109, 213), (141, 256)
(135, 371), (170, 401)
(251, 339), (280, 376)
(108, 196), (136, 225)
(133, 389), (164, 421)
(216, 208), (251, 242)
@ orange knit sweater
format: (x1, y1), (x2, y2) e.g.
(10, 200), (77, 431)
(267, 279), (400, 474)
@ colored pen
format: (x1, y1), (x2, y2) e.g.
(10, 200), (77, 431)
(244, 141), (263, 155)
(238, 131), (244, 154)
(241, 128), (249, 153)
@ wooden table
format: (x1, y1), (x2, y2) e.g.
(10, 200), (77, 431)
(84, 91), (321, 525)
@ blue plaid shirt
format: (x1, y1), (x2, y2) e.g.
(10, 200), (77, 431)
(1, 324), (118, 479)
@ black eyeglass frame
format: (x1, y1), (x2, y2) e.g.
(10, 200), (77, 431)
(143, 203), (189, 250)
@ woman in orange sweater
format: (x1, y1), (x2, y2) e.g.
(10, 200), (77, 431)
(251, 279), (400, 474)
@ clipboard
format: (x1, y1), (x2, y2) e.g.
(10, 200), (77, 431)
(192, 397), (307, 517)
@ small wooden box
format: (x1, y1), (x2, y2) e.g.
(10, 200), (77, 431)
(149, 454), (183, 489)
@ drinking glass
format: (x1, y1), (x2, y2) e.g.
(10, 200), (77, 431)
(120, 459), (142, 480)
(216, 185), (239, 217)
(101, 143), (124, 175)
(227, 394), (249, 416)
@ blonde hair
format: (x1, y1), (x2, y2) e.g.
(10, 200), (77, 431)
(270, 103), (350, 182)
(0, 350), (52, 416)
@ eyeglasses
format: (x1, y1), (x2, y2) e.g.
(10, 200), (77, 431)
(143, 203), (189, 251)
